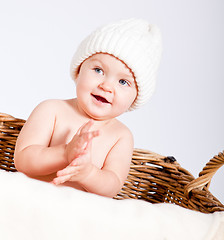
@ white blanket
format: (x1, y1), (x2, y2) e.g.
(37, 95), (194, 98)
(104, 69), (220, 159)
(0, 170), (223, 240)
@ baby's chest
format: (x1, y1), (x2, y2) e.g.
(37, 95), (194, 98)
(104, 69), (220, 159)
(51, 124), (117, 169)
(91, 138), (115, 169)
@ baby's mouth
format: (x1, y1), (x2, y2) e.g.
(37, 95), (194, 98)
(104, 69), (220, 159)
(92, 94), (110, 104)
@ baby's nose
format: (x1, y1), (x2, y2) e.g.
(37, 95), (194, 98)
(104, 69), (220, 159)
(99, 79), (114, 92)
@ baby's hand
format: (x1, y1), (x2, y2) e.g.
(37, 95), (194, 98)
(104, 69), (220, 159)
(53, 141), (94, 185)
(65, 120), (99, 164)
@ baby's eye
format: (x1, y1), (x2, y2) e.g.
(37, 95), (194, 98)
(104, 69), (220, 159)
(119, 79), (129, 86)
(94, 68), (104, 75)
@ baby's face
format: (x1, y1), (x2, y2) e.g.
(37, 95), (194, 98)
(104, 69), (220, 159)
(75, 53), (137, 120)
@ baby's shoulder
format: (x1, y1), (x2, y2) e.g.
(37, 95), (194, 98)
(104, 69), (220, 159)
(37, 99), (66, 107)
(110, 119), (133, 140)
(30, 99), (74, 120)
(35, 99), (71, 112)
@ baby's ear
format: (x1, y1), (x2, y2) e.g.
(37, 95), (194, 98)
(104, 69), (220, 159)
(73, 70), (80, 84)
(74, 65), (81, 81)
(76, 65), (81, 76)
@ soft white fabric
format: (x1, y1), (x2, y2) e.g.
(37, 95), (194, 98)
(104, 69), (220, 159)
(0, 170), (223, 240)
(70, 18), (162, 111)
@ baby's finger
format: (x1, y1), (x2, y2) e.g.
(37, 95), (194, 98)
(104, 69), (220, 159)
(75, 130), (99, 151)
(57, 165), (80, 176)
(57, 165), (75, 176)
(84, 130), (99, 142)
(53, 174), (72, 185)
(76, 121), (88, 135)
(76, 120), (93, 135)
(85, 137), (93, 151)
(70, 156), (85, 166)
(79, 119), (94, 134)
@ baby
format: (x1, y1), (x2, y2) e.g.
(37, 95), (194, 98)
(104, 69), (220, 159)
(14, 18), (162, 198)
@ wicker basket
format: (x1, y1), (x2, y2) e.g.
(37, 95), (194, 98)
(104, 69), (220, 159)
(0, 112), (223, 213)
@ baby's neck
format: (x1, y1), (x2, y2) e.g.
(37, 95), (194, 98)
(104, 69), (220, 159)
(72, 98), (116, 129)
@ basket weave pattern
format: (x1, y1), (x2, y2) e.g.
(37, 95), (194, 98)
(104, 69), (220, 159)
(0, 113), (223, 213)
(0, 113), (25, 171)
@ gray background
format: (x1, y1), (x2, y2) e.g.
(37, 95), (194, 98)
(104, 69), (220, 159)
(0, 0), (223, 202)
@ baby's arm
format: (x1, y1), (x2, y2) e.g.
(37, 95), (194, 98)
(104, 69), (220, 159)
(53, 128), (134, 198)
(14, 100), (68, 176)
(15, 100), (99, 177)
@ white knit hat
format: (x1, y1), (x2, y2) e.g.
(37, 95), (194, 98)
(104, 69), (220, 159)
(70, 18), (162, 110)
